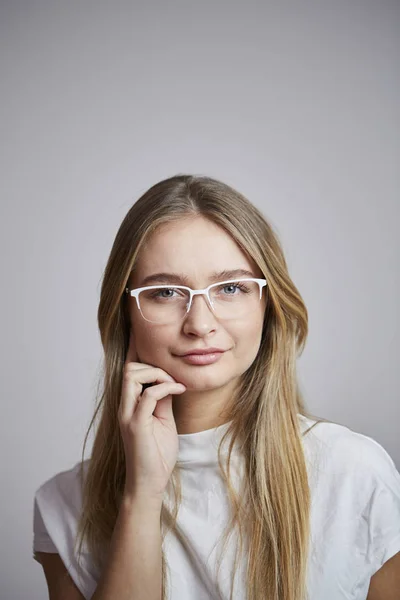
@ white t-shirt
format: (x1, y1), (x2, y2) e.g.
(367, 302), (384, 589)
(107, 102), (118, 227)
(33, 415), (400, 599)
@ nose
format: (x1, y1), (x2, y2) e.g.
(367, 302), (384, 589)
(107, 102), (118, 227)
(182, 292), (217, 332)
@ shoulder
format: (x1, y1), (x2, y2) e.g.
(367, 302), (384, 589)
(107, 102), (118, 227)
(299, 414), (397, 472)
(33, 459), (96, 599)
(34, 459), (90, 548)
(34, 460), (89, 524)
(300, 415), (400, 574)
(35, 459), (89, 500)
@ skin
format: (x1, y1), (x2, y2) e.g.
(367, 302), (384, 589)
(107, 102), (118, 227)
(126, 215), (266, 434)
(366, 550), (400, 599)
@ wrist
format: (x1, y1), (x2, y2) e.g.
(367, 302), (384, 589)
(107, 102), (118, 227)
(121, 491), (164, 512)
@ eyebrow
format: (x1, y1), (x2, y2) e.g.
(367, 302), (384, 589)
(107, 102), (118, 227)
(140, 268), (256, 286)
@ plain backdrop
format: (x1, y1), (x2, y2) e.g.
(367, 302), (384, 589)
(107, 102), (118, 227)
(0, 1), (399, 599)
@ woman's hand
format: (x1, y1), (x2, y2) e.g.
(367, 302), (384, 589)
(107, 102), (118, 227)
(118, 329), (186, 502)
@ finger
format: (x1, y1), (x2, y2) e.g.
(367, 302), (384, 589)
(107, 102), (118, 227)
(123, 364), (177, 382)
(153, 394), (176, 423)
(135, 382), (186, 423)
(119, 367), (176, 423)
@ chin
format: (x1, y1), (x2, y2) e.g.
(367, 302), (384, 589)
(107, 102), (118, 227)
(179, 374), (231, 389)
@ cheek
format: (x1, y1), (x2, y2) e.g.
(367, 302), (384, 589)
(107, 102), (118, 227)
(136, 325), (171, 357)
(232, 320), (263, 360)
(234, 318), (263, 344)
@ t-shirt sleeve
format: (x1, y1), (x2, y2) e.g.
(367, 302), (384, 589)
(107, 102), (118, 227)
(33, 496), (58, 560)
(351, 433), (400, 575)
(32, 461), (98, 599)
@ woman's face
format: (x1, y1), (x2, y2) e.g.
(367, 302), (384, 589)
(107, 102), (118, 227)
(126, 215), (266, 408)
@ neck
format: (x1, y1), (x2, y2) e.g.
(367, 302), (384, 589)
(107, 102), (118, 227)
(172, 381), (236, 434)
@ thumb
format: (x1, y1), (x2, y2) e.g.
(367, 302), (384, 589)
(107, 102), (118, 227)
(153, 394), (176, 425)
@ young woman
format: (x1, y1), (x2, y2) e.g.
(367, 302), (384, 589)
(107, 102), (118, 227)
(33, 174), (400, 600)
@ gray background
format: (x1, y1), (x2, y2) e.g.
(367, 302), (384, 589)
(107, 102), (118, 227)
(1, 1), (399, 599)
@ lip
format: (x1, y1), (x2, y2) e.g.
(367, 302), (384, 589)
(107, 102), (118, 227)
(177, 348), (225, 356)
(178, 352), (224, 365)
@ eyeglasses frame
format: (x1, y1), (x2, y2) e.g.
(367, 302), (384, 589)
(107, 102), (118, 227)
(124, 278), (267, 323)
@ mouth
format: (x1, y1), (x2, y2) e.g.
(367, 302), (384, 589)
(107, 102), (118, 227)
(175, 348), (226, 357)
(174, 351), (226, 366)
(184, 351), (224, 357)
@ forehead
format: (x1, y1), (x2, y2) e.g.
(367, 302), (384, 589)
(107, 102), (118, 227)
(132, 217), (259, 284)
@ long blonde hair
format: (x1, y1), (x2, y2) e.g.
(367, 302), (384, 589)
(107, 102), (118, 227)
(74, 174), (329, 600)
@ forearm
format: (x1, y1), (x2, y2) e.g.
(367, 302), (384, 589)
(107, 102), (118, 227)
(91, 495), (163, 600)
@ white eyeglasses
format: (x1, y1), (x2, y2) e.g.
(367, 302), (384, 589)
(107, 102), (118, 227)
(125, 278), (267, 324)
